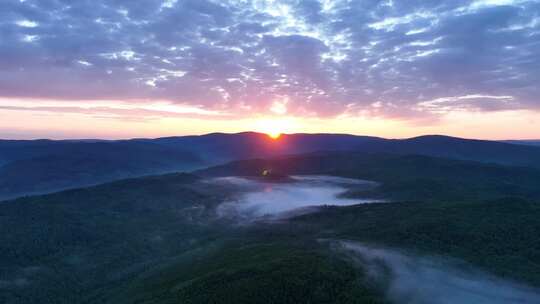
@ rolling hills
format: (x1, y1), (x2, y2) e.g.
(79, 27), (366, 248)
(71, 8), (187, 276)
(2, 150), (540, 303)
(197, 152), (540, 202)
(0, 141), (202, 200)
(3, 132), (540, 200)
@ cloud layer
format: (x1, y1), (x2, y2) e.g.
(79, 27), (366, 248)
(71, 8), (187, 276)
(1, 0), (539, 119)
(214, 176), (380, 220)
(338, 241), (540, 304)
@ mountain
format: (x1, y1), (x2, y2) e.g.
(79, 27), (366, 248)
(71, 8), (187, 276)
(150, 132), (540, 168)
(2, 153), (540, 303)
(502, 140), (540, 147)
(3, 132), (540, 200)
(197, 152), (540, 202)
(0, 141), (202, 200)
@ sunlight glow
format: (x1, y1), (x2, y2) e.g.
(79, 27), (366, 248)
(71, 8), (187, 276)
(1, 103), (539, 140)
(254, 118), (298, 140)
(267, 131), (281, 139)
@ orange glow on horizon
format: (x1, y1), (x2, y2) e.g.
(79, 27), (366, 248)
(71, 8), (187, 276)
(1, 102), (539, 140)
(255, 118), (297, 140)
(267, 132), (281, 139)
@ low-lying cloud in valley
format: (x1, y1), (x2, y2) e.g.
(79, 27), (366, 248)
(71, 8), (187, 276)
(336, 241), (540, 304)
(212, 175), (381, 220)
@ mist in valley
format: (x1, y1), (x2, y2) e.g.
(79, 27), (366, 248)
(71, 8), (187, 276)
(336, 241), (540, 304)
(207, 176), (540, 303)
(211, 175), (382, 220)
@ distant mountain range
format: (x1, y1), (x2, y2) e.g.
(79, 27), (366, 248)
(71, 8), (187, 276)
(0, 140), (202, 200)
(146, 132), (540, 168)
(2, 132), (540, 200)
(502, 140), (540, 147)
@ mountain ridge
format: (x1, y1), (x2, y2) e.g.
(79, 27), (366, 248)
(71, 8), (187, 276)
(2, 132), (540, 200)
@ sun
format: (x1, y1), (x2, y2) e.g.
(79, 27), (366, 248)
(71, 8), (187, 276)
(255, 118), (296, 140)
(267, 131), (281, 139)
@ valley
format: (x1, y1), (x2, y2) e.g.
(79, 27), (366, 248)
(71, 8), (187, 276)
(2, 147), (540, 303)
(3, 0), (540, 302)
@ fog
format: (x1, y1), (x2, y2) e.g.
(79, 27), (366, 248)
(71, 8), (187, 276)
(214, 175), (382, 220)
(336, 240), (540, 304)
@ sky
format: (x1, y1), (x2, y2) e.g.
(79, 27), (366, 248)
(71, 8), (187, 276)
(0, 0), (539, 139)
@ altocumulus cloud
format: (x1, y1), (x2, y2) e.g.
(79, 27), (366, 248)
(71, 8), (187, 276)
(0, 0), (539, 119)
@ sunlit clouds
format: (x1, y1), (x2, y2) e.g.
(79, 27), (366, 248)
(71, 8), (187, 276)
(0, 0), (539, 139)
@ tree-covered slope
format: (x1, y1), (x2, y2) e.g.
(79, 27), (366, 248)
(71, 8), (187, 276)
(198, 152), (540, 201)
(2, 152), (540, 303)
(291, 198), (540, 286)
(4, 132), (540, 200)
(0, 141), (202, 200)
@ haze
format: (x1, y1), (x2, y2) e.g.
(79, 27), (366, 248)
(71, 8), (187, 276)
(215, 176), (381, 219)
(337, 241), (540, 304)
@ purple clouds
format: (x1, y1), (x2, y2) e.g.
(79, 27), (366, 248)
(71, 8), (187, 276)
(1, 0), (539, 119)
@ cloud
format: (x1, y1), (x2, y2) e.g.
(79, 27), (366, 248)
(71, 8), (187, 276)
(0, 0), (539, 120)
(336, 240), (540, 304)
(213, 176), (381, 221)
(0, 98), (226, 121)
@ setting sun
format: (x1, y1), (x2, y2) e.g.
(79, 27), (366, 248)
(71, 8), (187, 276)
(254, 118), (299, 140)
(267, 131), (281, 139)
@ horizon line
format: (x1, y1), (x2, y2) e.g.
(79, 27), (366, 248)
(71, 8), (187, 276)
(1, 131), (538, 142)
